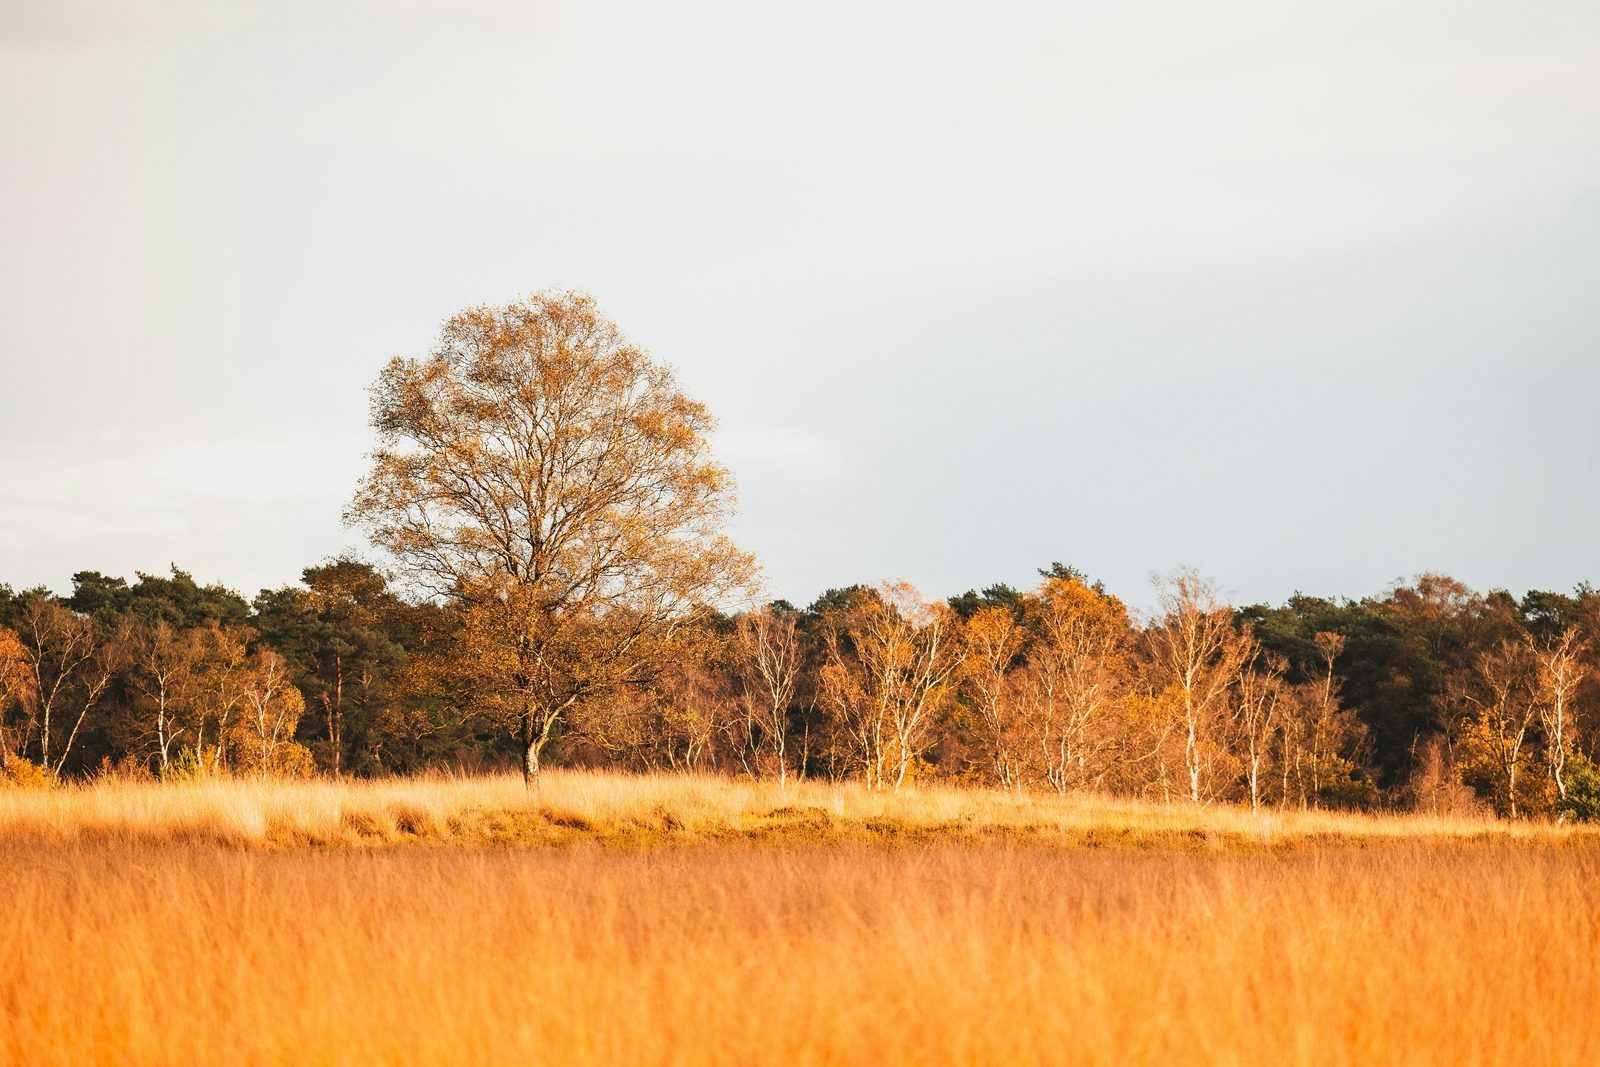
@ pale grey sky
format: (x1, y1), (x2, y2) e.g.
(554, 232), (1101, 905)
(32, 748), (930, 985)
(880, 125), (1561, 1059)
(3, 0), (1598, 609)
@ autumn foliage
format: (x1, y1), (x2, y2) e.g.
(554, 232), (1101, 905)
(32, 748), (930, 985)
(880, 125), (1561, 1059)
(1, 293), (1596, 820)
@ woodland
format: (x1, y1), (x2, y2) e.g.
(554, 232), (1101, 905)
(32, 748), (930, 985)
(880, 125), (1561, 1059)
(2, 292), (1595, 821)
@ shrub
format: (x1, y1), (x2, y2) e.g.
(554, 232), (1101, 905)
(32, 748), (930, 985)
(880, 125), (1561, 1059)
(1555, 756), (1600, 823)
(1318, 771), (1379, 812)
(94, 755), (156, 784)
(161, 747), (223, 782)
(0, 755), (57, 790)
(1405, 737), (1490, 818)
(235, 742), (317, 781)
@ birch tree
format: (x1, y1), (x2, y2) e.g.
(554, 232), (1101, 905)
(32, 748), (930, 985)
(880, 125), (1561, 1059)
(959, 605), (1027, 789)
(820, 583), (962, 791)
(347, 290), (755, 783)
(1022, 577), (1131, 794)
(13, 599), (126, 775)
(191, 623), (253, 773)
(1275, 632), (1367, 808)
(733, 604), (802, 785)
(238, 649), (308, 778)
(1528, 628), (1588, 802)
(1233, 653), (1286, 812)
(128, 621), (205, 773)
(1455, 640), (1540, 818)
(1145, 570), (1253, 804)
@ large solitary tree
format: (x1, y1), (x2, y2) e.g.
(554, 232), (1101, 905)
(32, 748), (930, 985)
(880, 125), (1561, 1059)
(347, 290), (755, 782)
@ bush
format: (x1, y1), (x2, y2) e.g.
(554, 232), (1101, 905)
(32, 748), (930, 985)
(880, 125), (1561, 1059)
(234, 741), (317, 780)
(94, 755), (156, 784)
(1318, 771), (1379, 812)
(1556, 756), (1600, 823)
(0, 755), (57, 790)
(161, 747), (224, 782)
(1405, 737), (1491, 818)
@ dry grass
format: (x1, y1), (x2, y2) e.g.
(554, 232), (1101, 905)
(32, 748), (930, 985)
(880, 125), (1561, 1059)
(2, 774), (1597, 1065)
(3, 838), (1597, 1066)
(0, 770), (1587, 850)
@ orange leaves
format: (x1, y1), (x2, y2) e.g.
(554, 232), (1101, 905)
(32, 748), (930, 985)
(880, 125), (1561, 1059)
(819, 583), (962, 791)
(1144, 571), (1257, 803)
(0, 625), (35, 758)
(961, 606), (1025, 678)
(0, 625), (32, 706)
(346, 290), (755, 778)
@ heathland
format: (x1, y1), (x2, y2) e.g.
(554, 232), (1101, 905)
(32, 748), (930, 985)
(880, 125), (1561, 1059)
(2, 772), (1598, 1066)
(5, 292), (1598, 1064)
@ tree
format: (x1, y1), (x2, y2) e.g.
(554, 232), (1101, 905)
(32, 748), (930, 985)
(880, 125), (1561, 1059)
(1145, 571), (1253, 804)
(188, 622), (253, 774)
(948, 583), (1023, 623)
(253, 560), (408, 778)
(733, 604), (802, 785)
(1454, 640), (1541, 818)
(366, 602), (485, 773)
(236, 649), (310, 778)
(650, 625), (738, 773)
(1037, 561), (1106, 594)
(346, 290), (755, 783)
(1528, 628), (1588, 802)
(1240, 575), (1513, 788)
(0, 625), (36, 760)
(1373, 575), (1516, 782)
(12, 598), (127, 775)
(68, 567), (251, 629)
(958, 604), (1027, 789)
(1233, 653), (1286, 812)
(127, 620), (206, 773)
(1020, 576), (1131, 794)
(1270, 631), (1370, 809)
(819, 583), (962, 791)
(569, 621), (737, 773)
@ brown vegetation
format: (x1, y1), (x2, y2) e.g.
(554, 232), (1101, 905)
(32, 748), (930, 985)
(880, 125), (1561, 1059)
(0, 770), (1578, 851)
(345, 290), (756, 783)
(0, 779), (1595, 1066)
(4, 294), (1599, 825)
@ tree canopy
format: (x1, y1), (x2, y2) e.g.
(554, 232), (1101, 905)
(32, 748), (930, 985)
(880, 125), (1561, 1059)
(345, 290), (756, 780)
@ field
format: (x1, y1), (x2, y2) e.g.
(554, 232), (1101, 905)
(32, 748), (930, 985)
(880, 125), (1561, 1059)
(3, 774), (1598, 1066)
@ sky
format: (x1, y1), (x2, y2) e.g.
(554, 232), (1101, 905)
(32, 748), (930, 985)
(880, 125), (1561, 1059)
(2, 0), (1598, 612)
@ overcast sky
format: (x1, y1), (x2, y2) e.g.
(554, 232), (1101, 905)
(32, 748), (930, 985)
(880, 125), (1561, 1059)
(3, 0), (1598, 611)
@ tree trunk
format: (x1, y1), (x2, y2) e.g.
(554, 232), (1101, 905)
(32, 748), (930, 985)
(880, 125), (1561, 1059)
(520, 702), (551, 788)
(332, 654), (343, 780)
(156, 683), (171, 773)
(521, 711), (540, 787)
(522, 738), (541, 786)
(892, 748), (911, 792)
(1506, 745), (1519, 820)
(1185, 708), (1201, 803)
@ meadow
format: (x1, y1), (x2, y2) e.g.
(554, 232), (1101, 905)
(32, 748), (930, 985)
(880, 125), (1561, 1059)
(2, 773), (1597, 1066)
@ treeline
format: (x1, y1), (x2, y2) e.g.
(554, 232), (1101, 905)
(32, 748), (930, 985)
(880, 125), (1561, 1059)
(2, 561), (1596, 819)
(5, 292), (1594, 818)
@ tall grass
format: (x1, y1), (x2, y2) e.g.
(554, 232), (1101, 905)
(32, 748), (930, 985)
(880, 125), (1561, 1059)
(2, 774), (1596, 1065)
(0, 770), (1584, 849)
(2, 836), (1596, 1065)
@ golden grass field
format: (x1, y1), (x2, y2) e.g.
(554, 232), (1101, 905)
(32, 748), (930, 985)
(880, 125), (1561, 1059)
(2, 773), (1598, 1065)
